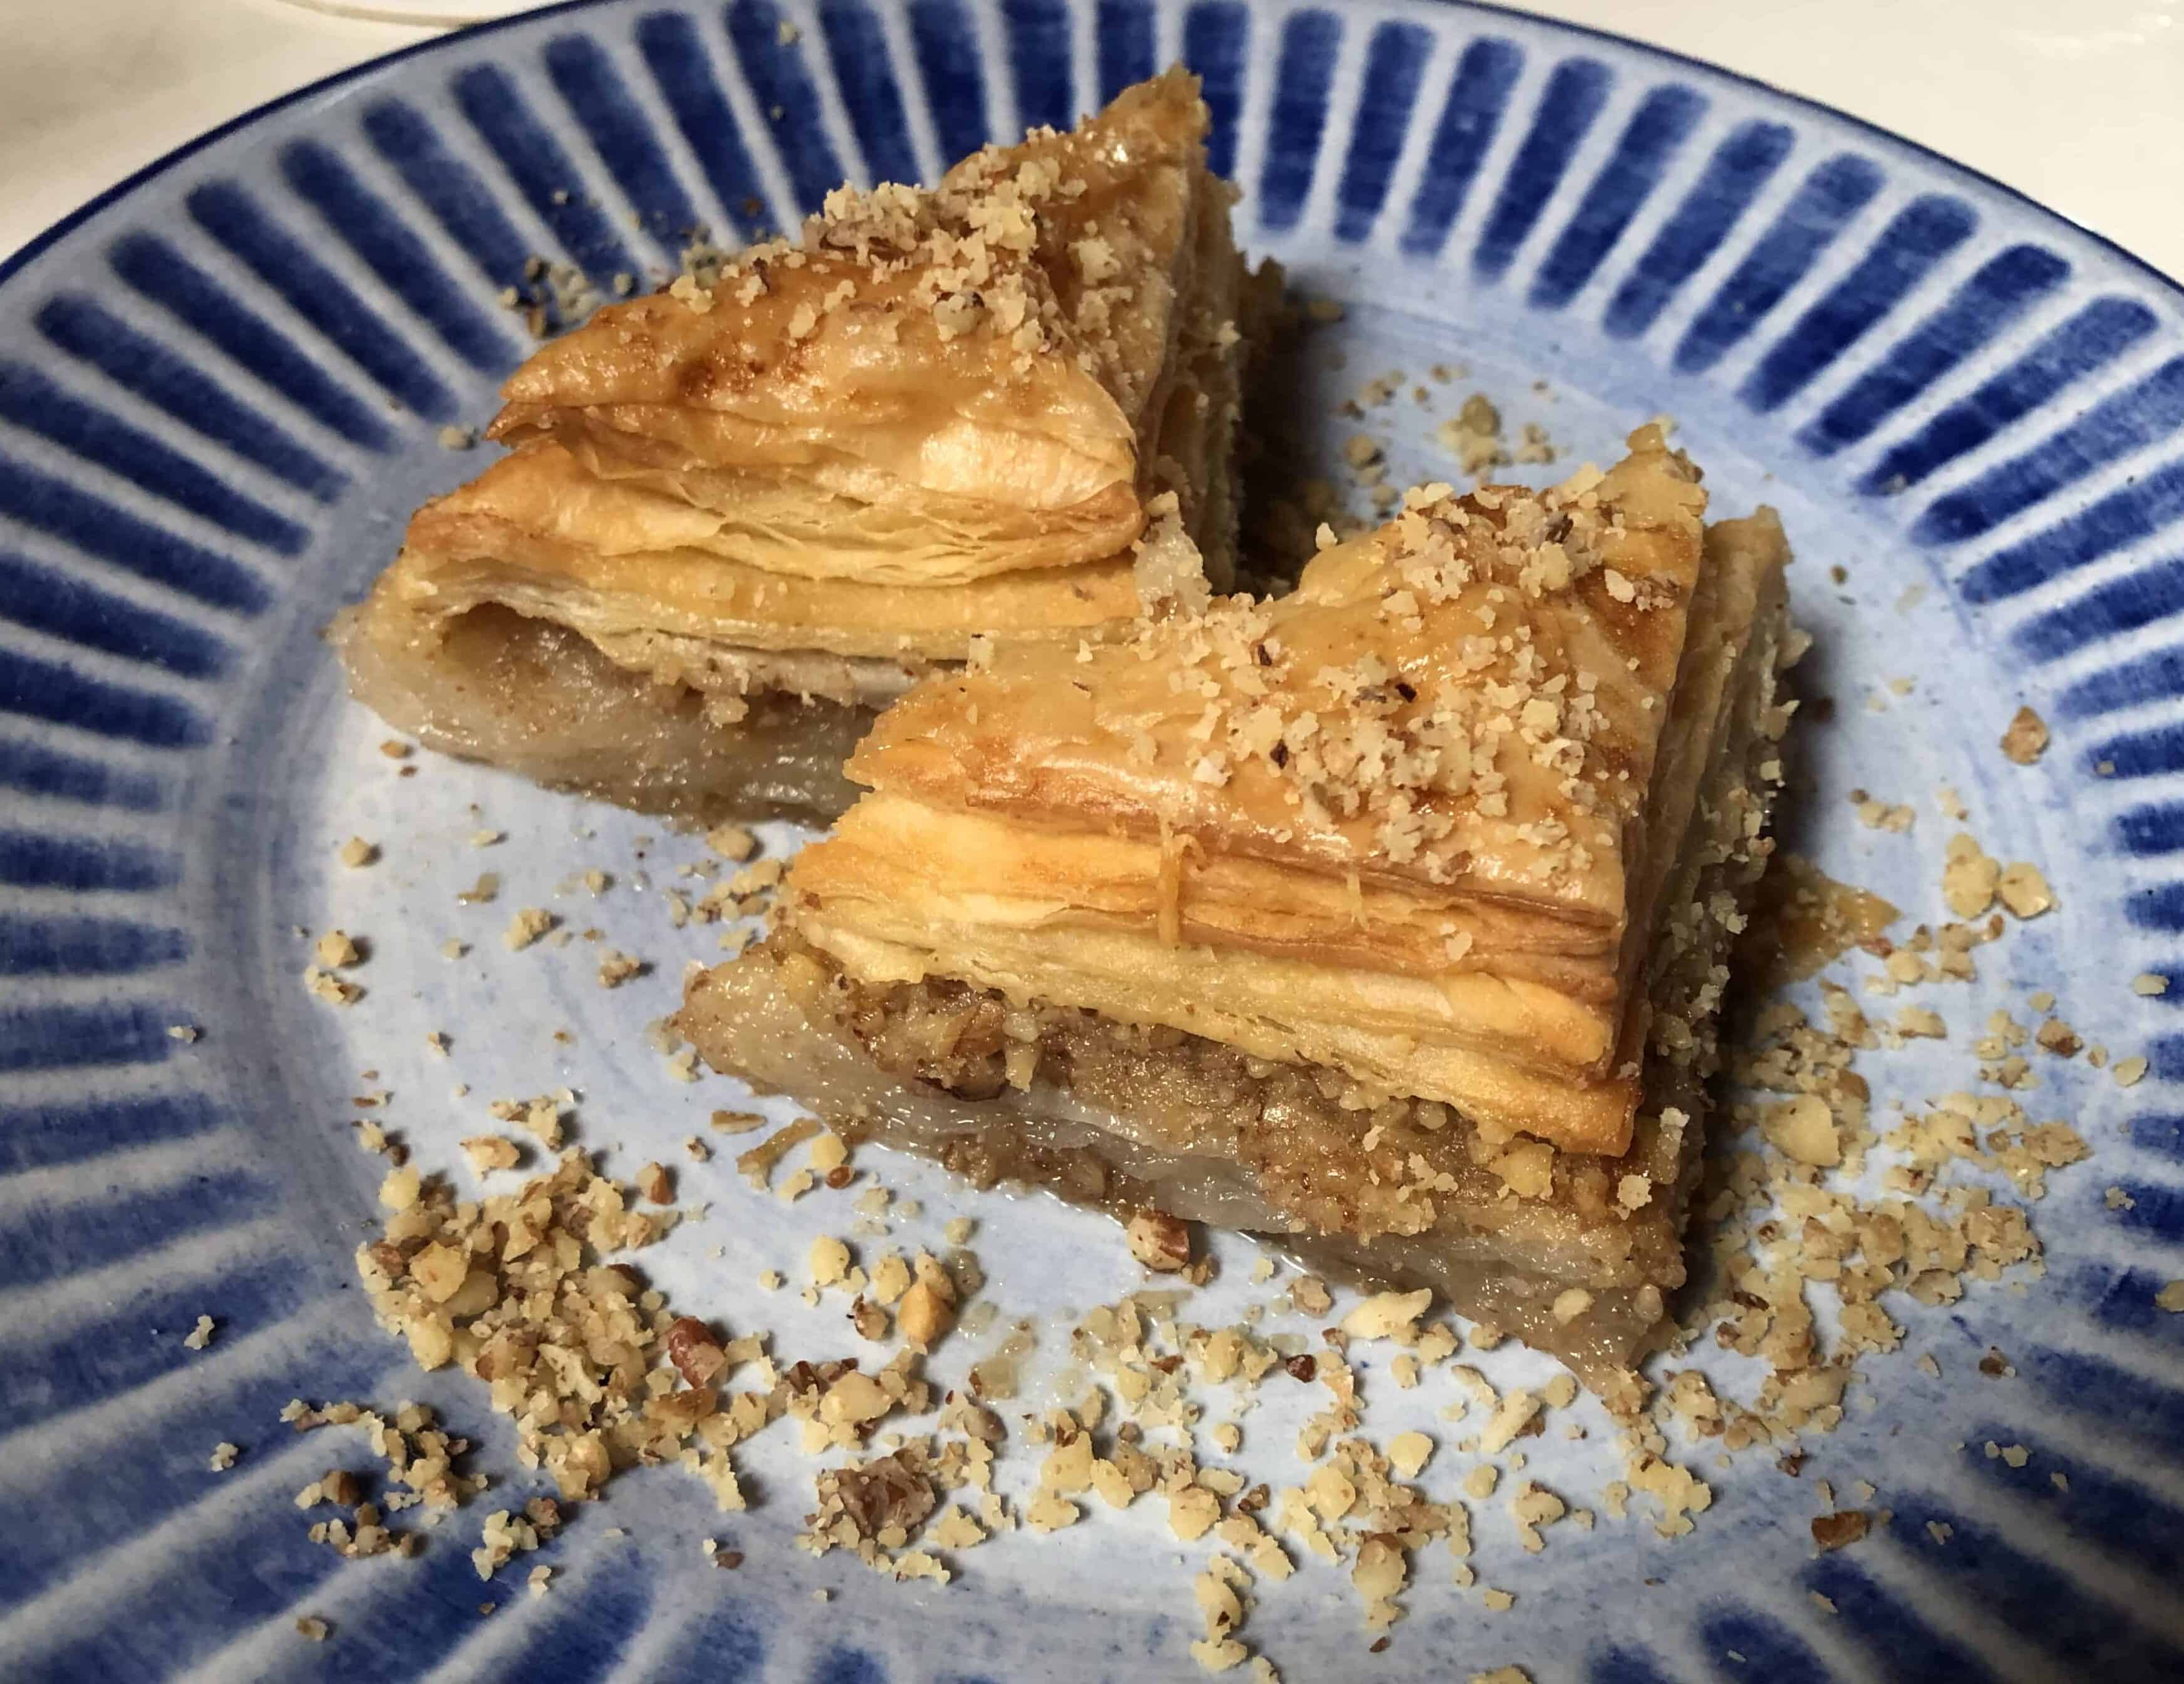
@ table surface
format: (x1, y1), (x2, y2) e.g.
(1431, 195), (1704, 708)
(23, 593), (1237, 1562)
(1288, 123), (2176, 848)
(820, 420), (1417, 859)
(5, 0), (2182, 281)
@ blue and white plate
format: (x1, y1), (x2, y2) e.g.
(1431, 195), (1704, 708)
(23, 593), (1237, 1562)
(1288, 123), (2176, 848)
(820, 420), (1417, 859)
(6, 2), (2184, 1678)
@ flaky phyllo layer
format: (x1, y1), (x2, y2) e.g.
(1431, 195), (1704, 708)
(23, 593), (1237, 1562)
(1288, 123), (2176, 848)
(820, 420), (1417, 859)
(334, 68), (1261, 817)
(680, 431), (1797, 1386)
(787, 429), (1781, 1155)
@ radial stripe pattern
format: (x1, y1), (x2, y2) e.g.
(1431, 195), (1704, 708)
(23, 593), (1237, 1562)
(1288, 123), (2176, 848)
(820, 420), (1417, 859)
(3, 2), (2184, 1678)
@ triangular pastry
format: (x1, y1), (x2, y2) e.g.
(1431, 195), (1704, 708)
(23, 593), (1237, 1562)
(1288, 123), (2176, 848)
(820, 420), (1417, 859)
(678, 428), (1796, 1398)
(336, 68), (1261, 816)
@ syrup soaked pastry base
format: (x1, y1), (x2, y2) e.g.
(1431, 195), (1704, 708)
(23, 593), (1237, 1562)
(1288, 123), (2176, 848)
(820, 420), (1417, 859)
(680, 490), (1796, 1401)
(338, 603), (872, 819)
(683, 707), (1760, 1403)
(335, 68), (1258, 821)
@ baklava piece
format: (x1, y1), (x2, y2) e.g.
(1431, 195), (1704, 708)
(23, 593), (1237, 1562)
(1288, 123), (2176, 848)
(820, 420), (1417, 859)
(336, 68), (1260, 818)
(678, 429), (1796, 1401)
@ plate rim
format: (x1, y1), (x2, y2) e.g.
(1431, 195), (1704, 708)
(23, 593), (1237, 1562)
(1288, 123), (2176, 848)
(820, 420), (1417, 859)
(3, 0), (2179, 311)
(2, 3), (2180, 1677)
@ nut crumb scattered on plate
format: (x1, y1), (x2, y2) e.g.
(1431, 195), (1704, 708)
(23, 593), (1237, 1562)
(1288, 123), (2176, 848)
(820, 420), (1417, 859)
(2000, 705), (2049, 764)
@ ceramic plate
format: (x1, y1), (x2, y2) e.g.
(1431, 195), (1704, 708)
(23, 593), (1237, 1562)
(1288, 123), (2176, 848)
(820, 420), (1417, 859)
(5, 1), (2184, 1678)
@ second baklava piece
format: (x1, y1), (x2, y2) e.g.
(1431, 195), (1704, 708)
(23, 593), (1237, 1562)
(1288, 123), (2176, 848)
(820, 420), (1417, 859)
(679, 427), (1795, 1402)
(337, 68), (1256, 818)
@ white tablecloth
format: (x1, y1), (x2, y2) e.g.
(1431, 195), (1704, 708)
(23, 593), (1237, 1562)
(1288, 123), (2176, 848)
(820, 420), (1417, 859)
(6, 0), (2182, 279)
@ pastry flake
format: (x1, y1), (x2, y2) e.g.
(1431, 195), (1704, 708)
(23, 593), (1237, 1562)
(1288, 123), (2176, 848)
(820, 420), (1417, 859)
(336, 68), (1261, 818)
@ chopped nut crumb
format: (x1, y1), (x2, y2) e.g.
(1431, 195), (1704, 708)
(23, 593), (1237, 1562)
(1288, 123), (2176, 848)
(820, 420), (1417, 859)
(2000, 706), (2049, 765)
(1996, 862), (2054, 919)
(504, 908), (556, 950)
(706, 823), (758, 861)
(1126, 1210), (1192, 1272)
(899, 1269), (957, 1349)
(1811, 1510), (1868, 1552)
(1942, 834), (2000, 918)
(1343, 1289), (1433, 1342)
(460, 1135), (520, 1175)
(303, 967), (361, 1007)
(810, 1235), (852, 1287)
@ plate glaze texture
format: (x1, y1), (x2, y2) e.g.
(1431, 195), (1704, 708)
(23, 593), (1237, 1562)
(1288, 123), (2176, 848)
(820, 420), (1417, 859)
(4, 2), (2184, 1679)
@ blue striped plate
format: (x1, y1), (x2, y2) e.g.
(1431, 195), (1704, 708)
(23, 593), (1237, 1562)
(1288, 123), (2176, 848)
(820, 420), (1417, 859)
(4, 2), (2183, 1679)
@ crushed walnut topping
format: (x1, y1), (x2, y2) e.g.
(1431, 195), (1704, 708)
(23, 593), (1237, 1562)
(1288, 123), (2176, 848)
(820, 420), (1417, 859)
(634, 65), (1217, 420)
(981, 439), (1704, 900)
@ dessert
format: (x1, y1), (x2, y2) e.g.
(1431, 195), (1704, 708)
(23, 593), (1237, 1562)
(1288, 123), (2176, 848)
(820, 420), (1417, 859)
(676, 427), (1796, 1401)
(336, 68), (1260, 818)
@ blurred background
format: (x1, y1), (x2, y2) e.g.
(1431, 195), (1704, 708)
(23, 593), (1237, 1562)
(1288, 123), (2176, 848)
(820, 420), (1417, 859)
(5, 0), (2182, 277)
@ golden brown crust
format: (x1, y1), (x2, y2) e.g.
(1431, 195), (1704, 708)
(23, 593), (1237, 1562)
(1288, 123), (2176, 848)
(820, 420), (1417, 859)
(383, 444), (1142, 662)
(488, 425), (1147, 583)
(786, 432), (1793, 1153)
(843, 425), (1708, 914)
(342, 68), (1259, 794)
(483, 66), (1233, 564)
(490, 68), (1214, 494)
